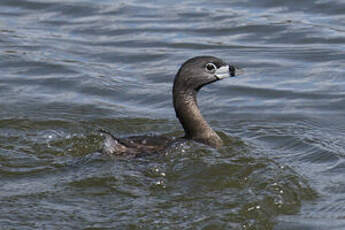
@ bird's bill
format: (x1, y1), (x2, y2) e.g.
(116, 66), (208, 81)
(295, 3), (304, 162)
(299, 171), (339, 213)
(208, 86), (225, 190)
(215, 65), (242, 79)
(215, 65), (232, 79)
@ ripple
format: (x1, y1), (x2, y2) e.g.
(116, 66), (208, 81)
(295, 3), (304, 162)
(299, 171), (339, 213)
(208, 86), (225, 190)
(1, 0), (345, 229)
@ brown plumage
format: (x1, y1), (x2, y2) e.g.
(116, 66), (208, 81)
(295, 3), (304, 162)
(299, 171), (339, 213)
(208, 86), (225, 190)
(101, 56), (237, 155)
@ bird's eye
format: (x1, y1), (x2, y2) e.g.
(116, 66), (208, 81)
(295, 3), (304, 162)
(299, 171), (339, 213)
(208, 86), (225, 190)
(205, 63), (217, 72)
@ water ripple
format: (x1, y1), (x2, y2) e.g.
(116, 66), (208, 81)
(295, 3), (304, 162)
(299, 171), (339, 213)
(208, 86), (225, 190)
(1, 0), (345, 229)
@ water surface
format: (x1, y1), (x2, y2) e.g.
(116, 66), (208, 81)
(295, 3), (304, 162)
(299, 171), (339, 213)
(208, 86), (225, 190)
(1, 0), (345, 229)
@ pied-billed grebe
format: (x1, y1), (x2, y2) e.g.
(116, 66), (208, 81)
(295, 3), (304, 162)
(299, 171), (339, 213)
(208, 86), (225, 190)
(101, 56), (237, 155)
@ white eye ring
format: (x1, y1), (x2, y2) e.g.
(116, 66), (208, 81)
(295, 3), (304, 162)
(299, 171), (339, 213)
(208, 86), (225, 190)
(205, 63), (217, 72)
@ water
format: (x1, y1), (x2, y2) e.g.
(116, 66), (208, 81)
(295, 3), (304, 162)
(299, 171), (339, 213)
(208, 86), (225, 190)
(1, 0), (345, 229)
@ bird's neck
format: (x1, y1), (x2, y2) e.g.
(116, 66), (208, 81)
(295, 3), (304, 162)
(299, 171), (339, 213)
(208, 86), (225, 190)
(173, 89), (223, 148)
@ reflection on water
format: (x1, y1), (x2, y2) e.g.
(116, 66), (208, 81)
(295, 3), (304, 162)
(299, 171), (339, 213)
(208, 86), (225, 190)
(1, 0), (345, 229)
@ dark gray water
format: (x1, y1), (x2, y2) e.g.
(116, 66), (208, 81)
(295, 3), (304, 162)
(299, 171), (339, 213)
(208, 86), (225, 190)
(1, 0), (345, 229)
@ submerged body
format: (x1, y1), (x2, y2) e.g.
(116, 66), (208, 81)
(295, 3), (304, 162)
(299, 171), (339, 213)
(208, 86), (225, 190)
(100, 130), (172, 156)
(101, 56), (237, 155)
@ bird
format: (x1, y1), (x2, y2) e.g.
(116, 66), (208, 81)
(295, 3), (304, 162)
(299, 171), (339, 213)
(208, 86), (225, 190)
(100, 56), (237, 156)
